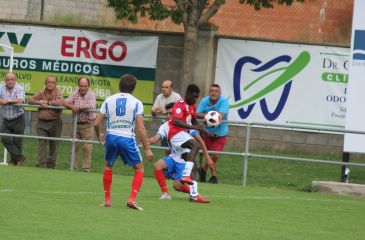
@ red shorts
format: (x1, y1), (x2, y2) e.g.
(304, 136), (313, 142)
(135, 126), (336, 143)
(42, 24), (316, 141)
(203, 134), (227, 152)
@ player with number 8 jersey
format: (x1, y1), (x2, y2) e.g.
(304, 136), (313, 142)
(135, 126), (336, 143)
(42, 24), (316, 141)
(94, 74), (153, 211)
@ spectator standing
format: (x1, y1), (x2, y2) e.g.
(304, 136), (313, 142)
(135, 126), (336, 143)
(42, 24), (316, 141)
(95, 74), (153, 210)
(0, 72), (26, 165)
(151, 80), (181, 155)
(64, 77), (96, 172)
(29, 76), (64, 169)
(196, 84), (229, 184)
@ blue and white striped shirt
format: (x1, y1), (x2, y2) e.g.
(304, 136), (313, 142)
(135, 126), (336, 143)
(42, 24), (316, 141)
(0, 83), (25, 120)
(100, 93), (144, 138)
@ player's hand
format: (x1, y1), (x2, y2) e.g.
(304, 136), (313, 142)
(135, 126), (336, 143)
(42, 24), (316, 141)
(98, 133), (105, 145)
(145, 149), (154, 161)
(197, 125), (208, 135)
(206, 156), (215, 169)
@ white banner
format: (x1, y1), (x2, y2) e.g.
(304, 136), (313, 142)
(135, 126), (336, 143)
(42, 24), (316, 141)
(216, 39), (350, 128)
(344, 0), (365, 153)
(0, 24), (159, 109)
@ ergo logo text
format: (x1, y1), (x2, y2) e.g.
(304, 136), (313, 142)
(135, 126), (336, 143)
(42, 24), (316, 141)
(61, 36), (127, 62)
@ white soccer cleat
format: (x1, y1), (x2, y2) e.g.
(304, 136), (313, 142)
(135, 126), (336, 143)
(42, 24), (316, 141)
(159, 192), (172, 200)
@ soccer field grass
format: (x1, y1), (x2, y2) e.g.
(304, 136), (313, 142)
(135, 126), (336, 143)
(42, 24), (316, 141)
(1, 166), (364, 240)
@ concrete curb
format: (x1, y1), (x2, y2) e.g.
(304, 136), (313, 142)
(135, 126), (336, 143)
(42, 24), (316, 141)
(312, 181), (365, 198)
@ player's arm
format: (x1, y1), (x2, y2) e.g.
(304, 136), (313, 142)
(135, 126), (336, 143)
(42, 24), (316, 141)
(94, 112), (105, 144)
(193, 132), (215, 168)
(195, 112), (206, 119)
(173, 117), (201, 130)
(136, 114), (154, 161)
(148, 134), (162, 145)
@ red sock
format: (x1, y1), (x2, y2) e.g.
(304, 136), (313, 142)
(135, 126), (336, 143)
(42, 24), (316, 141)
(103, 169), (112, 201)
(129, 170), (144, 203)
(180, 183), (190, 193)
(154, 169), (168, 193)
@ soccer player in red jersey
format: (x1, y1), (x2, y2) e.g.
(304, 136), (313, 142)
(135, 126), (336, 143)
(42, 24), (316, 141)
(168, 84), (214, 185)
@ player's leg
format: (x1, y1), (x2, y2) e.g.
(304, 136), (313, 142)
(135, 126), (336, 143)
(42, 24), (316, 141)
(171, 157), (209, 203)
(171, 161), (189, 193)
(173, 181), (190, 193)
(118, 137), (145, 210)
(154, 158), (171, 199)
(102, 163), (113, 207)
(101, 134), (119, 207)
(189, 180), (210, 203)
(180, 139), (199, 184)
(128, 162), (144, 210)
(170, 132), (199, 185)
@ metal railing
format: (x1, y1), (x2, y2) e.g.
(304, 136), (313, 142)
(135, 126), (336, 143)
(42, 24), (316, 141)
(1, 103), (365, 186)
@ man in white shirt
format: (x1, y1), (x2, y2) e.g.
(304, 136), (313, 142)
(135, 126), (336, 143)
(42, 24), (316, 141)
(151, 80), (181, 116)
(152, 80), (181, 155)
(94, 74), (153, 211)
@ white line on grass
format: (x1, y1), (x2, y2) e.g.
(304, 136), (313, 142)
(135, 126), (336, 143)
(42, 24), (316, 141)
(208, 194), (363, 203)
(1, 188), (362, 204)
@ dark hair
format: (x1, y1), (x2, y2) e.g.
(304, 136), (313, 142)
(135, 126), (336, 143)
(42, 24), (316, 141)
(211, 84), (220, 88)
(119, 74), (137, 93)
(165, 102), (175, 110)
(186, 84), (200, 95)
(78, 77), (90, 86)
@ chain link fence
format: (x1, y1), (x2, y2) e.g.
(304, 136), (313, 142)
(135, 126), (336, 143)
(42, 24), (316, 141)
(0, 0), (117, 27)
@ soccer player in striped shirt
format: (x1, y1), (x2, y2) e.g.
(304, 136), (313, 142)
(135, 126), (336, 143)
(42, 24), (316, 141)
(94, 74), (153, 211)
(148, 102), (211, 203)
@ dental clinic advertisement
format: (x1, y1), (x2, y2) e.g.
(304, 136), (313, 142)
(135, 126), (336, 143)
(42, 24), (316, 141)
(216, 38), (350, 128)
(344, 0), (365, 153)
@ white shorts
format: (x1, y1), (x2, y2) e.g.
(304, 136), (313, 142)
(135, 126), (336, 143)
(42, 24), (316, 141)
(169, 131), (193, 160)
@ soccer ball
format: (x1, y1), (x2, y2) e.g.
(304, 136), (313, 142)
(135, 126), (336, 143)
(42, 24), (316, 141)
(204, 111), (222, 128)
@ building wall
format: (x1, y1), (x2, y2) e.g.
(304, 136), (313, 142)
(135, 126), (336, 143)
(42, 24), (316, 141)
(0, 0), (353, 45)
(0, 0), (355, 156)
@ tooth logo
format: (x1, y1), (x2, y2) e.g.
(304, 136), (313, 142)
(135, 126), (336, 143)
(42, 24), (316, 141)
(353, 30), (365, 60)
(230, 51), (310, 121)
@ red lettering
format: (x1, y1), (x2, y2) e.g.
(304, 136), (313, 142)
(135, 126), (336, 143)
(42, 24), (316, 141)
(76, 37), (91, 58)
(108, 41), (127, 62)
(61, 36), (75, 57)
(61, 37), (127, 62)
(91, 40), (107, 60)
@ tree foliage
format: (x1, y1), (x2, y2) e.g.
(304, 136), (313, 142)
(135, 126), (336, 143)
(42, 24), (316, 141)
(107, 0), (305, 26)
(107, 0), (305, 90)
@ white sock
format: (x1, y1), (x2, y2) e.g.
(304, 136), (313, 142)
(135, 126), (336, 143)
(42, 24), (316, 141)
(183, 161), (194, 177)
(189, 181), (198, 197)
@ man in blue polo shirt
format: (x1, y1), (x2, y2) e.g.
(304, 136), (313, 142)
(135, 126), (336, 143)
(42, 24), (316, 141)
(196, 84), (229, 184)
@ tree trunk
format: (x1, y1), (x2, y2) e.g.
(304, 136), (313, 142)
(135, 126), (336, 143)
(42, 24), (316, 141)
(180, 24), (199, 93)
(179, 0), (202, 94)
